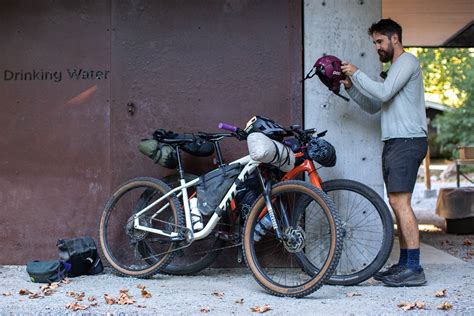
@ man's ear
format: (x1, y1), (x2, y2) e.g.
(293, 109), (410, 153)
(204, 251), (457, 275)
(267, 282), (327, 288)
(391, 33), (400, 45)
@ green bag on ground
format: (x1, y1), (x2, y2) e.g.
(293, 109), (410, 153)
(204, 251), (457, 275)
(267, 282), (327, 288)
(26, 260), (67, 283)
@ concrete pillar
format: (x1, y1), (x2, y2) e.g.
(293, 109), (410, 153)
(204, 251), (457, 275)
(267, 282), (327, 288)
(304, 0), (383, 196)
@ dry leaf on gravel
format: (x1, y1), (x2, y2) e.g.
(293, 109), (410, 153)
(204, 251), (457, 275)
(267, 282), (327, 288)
(346, 292), (362, 297)
(104, 294), (116, 305)
(250, 304), (272, 313)
(212, 292), (225, 297)
(435, 289), (447, 297)
(137, 284), (146, 290)
(2, 292), (12, 296)
(66, 291), (85, 301)
(61, 278), (71, 284)
(88, 296), (97, 302)
(28, 292), (43, 299)
(398, 302), (416, 311)
(398, 301), (425, 311)
(117, 290), (135, 305)
(463, 239), (472, 246)
(200, 306), (211, 313)
(235, 298), (244, 304)
(65, 301), (89, 311)
(437, 302), (453, 310)
(141, 288), (152, 298)
(18, 289), (33, 296)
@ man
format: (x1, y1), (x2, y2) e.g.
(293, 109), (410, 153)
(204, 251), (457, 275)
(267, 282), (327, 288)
(340, 18), (428, 287)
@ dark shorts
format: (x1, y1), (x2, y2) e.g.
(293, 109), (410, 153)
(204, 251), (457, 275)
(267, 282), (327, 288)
(382, 137), (428, 193)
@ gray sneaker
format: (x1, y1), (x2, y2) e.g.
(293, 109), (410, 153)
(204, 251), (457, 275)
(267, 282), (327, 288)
(373, 264), (404, 281)
(382, 267), (427, 287)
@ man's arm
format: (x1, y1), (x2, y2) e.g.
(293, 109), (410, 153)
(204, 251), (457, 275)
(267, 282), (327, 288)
(351, 56), (416, 102)
(346, 84), (382, 114)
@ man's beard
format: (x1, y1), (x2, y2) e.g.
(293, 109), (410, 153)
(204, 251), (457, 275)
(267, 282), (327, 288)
(378, 44), (394, 63)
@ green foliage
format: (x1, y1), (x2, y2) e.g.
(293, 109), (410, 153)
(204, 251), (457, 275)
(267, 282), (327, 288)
(407, 48), (474, 159)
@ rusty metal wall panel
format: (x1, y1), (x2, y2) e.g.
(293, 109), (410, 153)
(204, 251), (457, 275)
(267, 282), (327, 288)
(110, 0), (303, 186)
(0, 1), (111, 263)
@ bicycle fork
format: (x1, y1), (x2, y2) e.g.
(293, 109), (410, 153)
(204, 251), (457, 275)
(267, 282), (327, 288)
(256, 169), (289, 241)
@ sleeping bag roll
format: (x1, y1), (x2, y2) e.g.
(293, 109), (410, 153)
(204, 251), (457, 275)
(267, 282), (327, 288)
(247, 132), (295, 172)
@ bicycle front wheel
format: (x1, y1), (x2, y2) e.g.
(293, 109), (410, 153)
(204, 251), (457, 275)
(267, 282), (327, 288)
(243, 180), (343, 298)
(98, 177), (185, 278)
(322, 179), (394, 285)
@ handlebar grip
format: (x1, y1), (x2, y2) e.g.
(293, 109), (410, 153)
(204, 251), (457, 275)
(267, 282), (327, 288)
(218, 123), (238, 132)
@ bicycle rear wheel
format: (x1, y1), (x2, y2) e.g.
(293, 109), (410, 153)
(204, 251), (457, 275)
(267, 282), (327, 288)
(322, 179), (394, 285)
(98, 177), (185, 278)
(243, 180), (343, 298)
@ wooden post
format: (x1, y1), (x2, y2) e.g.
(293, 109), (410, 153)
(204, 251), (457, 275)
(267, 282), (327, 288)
(424, 146), (431, 191)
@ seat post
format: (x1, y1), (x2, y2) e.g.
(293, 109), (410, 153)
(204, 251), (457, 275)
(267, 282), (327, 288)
(175, 146), (185, 180)
(213, 141), (225, 166)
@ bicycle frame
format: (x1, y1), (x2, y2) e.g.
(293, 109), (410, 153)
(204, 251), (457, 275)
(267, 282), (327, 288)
(282, 152), (323, 189)
(133, 155), (260, 241)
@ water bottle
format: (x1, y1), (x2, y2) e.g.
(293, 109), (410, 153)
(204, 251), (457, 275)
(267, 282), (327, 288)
(189, 197), (204, 231)
(253, 213), (273, 242)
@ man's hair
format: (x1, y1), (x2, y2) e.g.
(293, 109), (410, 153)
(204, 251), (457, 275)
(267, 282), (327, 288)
(368, 18), (402, 43)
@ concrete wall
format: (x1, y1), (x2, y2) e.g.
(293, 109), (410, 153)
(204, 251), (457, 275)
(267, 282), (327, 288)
(304, 0), (384, 196)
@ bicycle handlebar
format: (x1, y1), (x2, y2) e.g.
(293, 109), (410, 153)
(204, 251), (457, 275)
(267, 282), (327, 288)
(218, 123), (238, 132)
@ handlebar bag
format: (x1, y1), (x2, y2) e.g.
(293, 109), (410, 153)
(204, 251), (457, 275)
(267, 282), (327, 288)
(247, 132), (295, 172)
(307, 137), (337, 167)
(197, 164), (242, 215)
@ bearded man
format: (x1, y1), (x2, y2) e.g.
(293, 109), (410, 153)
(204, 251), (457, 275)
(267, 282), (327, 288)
(340, 18), (428, 287)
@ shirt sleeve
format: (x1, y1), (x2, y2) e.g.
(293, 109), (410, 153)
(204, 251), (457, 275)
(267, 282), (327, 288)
(346, 85), (382, 114)
(351, 55), (416, 103)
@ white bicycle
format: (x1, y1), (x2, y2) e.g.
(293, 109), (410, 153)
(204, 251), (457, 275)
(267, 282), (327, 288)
(98, 129), (343, 297)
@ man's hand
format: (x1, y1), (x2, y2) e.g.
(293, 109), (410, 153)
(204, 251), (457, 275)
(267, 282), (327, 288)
(340, 76), (353, 90)
(341, 61), (358, 76)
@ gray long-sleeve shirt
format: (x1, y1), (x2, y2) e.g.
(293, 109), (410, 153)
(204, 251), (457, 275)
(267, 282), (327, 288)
(346, 52), (428, 141)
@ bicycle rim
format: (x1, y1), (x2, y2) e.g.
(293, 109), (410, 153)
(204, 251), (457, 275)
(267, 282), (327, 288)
(322, 179), (394, 285)
(98, 177), (184, 278)
(243, 180), (342, 298)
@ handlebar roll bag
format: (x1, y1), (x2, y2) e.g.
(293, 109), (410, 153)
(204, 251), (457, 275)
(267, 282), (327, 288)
(247, 132), (295, 172)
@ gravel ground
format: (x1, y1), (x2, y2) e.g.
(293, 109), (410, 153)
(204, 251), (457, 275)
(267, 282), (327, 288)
(0, 262), (472, 315)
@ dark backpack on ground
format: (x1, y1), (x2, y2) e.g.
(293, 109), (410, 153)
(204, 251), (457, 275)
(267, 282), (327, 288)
(57, 236), (104, 277)
(26, 260), (71, 283)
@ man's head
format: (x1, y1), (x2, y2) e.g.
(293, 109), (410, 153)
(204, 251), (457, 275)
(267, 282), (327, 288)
(368, 19), (403, 63)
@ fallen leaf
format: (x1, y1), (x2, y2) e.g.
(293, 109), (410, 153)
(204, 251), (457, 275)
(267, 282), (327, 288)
(398, 302), (416, 311)
(415, 301), (426, 309)
(90, 301), (98, 307)
(435, 289), (447, 297)
(2, 292), (12, 296)
(437, 302), (453, 310)
(104, 294), (116, 305)
(212, 292), (225, 297)
(346, 292), (362, 297)
(250, 304), (272, 313)
(200, 306), (211, 313)
(61, 278), (71, 284)
(88, 296), (97, 302)
(42, 289), (54, 296)
(28, 292), (43, 299)
(66, 291), (85, 301)
(141, 288), (152, 298)
(65, 301), (89, 311)
(49, 282), (60, 289)
(235, 298), (244, 304)
(117, 291), (135, 305)
(137, 284), (146, 290)
(19, 289), (33, 296)
(463, 239), (472, 246)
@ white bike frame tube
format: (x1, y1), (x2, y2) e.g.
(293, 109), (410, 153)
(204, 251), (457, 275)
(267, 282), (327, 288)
(134, 155), (260, 241)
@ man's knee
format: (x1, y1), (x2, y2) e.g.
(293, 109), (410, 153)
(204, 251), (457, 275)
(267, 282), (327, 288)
(388, 192), (412, 213)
